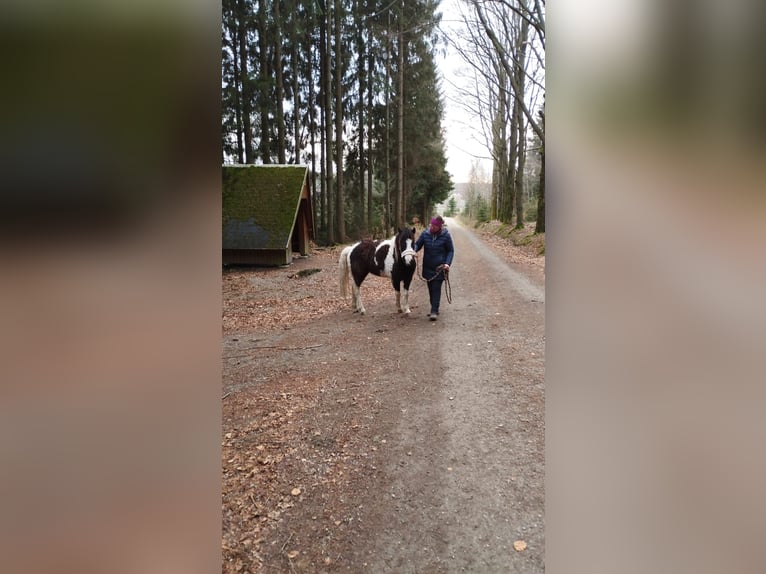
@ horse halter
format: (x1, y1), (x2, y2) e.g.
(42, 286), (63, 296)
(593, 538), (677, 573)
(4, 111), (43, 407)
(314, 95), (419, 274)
(396, 233), (417, 263)
(400, 247), (417, 262)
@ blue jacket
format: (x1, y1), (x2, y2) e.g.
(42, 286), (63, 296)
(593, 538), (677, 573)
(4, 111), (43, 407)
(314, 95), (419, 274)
(414, 227), (454, 279)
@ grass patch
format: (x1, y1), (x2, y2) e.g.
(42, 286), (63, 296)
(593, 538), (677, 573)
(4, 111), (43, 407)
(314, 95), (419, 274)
(515, 233), (534, 246)
(463, 218), (545, 259)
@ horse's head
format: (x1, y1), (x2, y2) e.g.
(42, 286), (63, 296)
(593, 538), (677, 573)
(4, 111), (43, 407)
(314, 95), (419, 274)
(397, 226), (417, 266)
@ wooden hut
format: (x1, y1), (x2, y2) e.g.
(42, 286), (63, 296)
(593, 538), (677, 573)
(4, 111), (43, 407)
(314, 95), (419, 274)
(222, 165), (314, 266)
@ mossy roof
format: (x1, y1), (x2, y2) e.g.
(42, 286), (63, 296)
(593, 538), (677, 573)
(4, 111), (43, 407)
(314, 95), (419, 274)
(222, 165), (308, 250)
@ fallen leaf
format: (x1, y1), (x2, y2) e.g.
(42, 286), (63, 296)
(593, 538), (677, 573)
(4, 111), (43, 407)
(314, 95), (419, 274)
(513, 540), (527, 552)
(287, 550), (299, 559)
(291, 487), (301, 496)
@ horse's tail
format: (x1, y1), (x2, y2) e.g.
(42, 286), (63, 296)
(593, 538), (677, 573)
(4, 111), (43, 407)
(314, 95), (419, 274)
(339, 245), (353, 298)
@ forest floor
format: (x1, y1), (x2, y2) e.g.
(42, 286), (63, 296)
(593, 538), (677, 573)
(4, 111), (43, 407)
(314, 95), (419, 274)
(222, 219), (545, 573)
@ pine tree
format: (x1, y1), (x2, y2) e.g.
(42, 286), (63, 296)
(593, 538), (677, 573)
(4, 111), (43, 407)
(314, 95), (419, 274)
(221, 0), (454, 242)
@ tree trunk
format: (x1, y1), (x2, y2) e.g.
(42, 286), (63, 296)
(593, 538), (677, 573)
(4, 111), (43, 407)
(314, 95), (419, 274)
(257, 0), (271, 163)
(290, 0), (301, 164)
(238, 0), (254, 163)
(324, 0), (335, 242)
(319, 103), (327, 239)
(490, 77), (505, 220)
(318, 3), (329, 240)
(506, 92), (519, 224)
(535, 144), (545, 233)
(384, 12), (391, 234)
(514, 15), (529, 228)
(367, 50), (374, 232)
(535, 108), (545, 233)
(396, 7), (405, 228)
(230, 14), (244, 163)
(515, 118), (526, 228)
(355, 0), (365, 234)
(334, 0), (345, 242)
(274, 0), (287, 163)
(496, 80), (508, 221)
(307, 18), (318, 227)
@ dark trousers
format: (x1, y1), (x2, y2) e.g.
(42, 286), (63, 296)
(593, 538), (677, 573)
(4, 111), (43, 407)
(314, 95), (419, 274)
(427, 277), (444, 314)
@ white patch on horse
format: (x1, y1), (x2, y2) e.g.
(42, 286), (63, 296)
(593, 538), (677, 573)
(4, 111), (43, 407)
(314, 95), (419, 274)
(379, 239), (396, 277)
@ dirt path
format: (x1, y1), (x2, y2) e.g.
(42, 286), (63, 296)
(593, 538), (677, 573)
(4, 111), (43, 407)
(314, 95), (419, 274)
(222, 219), (545, 573)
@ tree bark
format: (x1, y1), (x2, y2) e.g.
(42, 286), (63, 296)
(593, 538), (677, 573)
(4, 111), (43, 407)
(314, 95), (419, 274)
(514, 117), (526, 228)
(274, 0), (287, 163)
(356, 0), (366, 233)
(367, 50), (374, 233)
(307, 14), (318, 225)
(514, 14), (530, 228)
(490, 80), (505, 221)
(334, 0), (345, 242)
(396, 3), (405, 228)
(535, 108), (545, 233)
(506, 89), (519, 225)
(238, 0), (254, 163)
(229, 11), (244, 163)
(257, 0), (271, 163)
(324, 0), (335, 242)
(385, 12), (392, 234)
(535, 145), (545, 233)
(290, 0), (301, 164)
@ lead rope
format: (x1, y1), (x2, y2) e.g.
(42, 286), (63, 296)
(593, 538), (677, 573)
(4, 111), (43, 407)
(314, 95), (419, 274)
(416, 259), (452, 304)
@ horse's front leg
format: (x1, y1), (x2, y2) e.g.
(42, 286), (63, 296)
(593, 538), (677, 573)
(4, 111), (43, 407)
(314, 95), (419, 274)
(400, 286), (411, 314)
(394, 285), (410, 315)
(400, 274), (413, 315)
(352, 282), (366, 315)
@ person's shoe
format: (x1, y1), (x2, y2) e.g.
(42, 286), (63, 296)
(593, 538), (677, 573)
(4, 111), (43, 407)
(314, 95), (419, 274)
(429, 313), (438, 321)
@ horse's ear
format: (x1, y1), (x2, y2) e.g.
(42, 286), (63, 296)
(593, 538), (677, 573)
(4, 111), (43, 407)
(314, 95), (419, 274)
(411, 227), (416, 234)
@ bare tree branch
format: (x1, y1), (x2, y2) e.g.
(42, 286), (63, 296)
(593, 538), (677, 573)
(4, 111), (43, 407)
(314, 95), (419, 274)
(468, 0), (544, 141)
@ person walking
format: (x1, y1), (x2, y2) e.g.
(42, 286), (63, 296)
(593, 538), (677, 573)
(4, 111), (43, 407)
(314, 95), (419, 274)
(414, 215), (455, 321)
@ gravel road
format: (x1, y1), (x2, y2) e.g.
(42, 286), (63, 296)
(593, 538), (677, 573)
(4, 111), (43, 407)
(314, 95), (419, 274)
(222, 218), (545, 573)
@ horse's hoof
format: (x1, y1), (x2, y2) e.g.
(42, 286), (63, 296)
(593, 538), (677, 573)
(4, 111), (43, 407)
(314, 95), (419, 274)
(403, 309), (411, 315)
(397, 308), (403, 313)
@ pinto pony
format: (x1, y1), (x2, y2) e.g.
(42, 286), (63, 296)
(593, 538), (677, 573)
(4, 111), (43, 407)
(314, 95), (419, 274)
(339, 227), (417, 315)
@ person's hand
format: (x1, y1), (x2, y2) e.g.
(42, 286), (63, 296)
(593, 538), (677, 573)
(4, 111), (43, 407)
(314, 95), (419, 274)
(443, 264), (450, 271)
